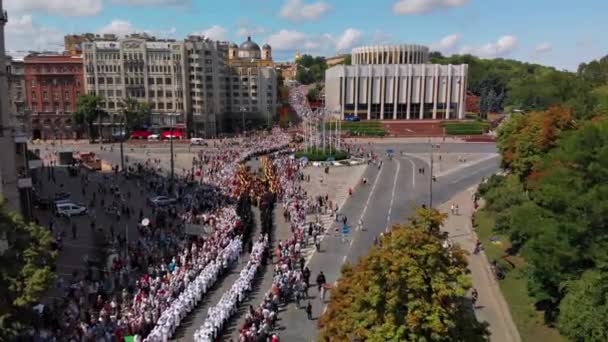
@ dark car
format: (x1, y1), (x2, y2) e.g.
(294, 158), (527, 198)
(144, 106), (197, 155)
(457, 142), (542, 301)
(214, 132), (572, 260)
(345, 115), (360, 122)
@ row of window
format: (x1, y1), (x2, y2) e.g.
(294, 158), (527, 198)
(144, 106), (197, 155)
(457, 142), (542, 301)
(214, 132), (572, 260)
(30, 90), (78, 102)
(27, 65), (80, 73)
(30, 79), (81, 87)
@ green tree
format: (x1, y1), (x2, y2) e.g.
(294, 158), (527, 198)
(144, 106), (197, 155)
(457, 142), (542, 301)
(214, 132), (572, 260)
(0, 199), (57, 338)
(557, 270), (608, 342)
(73, 94), (105, 143)
(118, 97), (151, 134)
(319, 208), (488, 341)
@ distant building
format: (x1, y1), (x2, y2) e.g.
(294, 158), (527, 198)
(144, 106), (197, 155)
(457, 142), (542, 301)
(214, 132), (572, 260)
(228, 36), (273, 67)
(275, 62), (297, 81)
(1, 1), (33, 218)
(325, 44), (468, 120)
(24, 54), (84, 140)
(6, 56), (26, 132)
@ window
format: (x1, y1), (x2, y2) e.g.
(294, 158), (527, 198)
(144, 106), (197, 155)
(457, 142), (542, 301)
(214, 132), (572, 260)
(31, 91), (37, 101)
(157, 77), (163, 85)
(76, 80), (80, 87)
(148, 78), (155, 85)
(43, 91), (48, 100)
(157, 90), (163, 97)
(158, 102), (165, 109)
(64, 91), (69, 101)
(76, 91), (80, 97)
(31, 79), (36, 87)
(166, 90), (172, 98)
(108, 102), (115, 109)
(107, 77), (113, 85)
(167, 103), (173, 110)
(116, 90), (122, 97)
(99, 78), (105, 84)
(115, 77), (121, 85)
(165, 78), (171, 85)
(149, 90), (155, 98)
(107, 89), (114, 97)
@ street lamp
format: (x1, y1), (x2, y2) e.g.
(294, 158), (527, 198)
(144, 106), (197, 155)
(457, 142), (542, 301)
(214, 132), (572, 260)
(429, 142), (434, 208)
(240, 106), (246, 135)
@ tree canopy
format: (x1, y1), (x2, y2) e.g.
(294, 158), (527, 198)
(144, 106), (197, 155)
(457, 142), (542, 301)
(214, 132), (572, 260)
(319, 208), (488, 341)
(479, 107), (608, 339)
(118, 97), (151, 133)
(296, 54), (327, 84)
(431, 53), (608, 118)
(0, 199), (57, 338)
(73, 94), (105, 142)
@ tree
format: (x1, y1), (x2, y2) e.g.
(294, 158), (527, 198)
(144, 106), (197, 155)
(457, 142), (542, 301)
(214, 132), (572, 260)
(73, 94), (104, 143)
(557, 270), (608, 342)
(319, 208), (488, 341)
(118, 97), (151, 134)
(307, 87), (320, 102)
(0, 199), (57, 338)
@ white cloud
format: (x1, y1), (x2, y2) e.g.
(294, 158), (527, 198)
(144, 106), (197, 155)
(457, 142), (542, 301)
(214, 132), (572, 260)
(429, 33), (461, 54)
(279, 0), (331, 23)
(193, 25), (229, 41)
(335, 28), (363, 52)
(6, 0), (103, 16)
(5, 15), (65, 54)
(111, 0), (190, 6)
(393, 0), (469, 15)
(99, 20), (139, 36)
(534, 42), (552, 55)
(266, 29), (335, 53)
(236, 26), (268, 38)
(460, 35), (518, 58)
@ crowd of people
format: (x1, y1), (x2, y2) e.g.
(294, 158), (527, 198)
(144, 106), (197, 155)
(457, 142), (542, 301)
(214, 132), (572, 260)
(33, 129), (292, 341)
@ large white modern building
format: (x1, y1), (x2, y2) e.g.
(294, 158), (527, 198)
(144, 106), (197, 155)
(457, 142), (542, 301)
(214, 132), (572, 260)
(325, 44), (468, 120)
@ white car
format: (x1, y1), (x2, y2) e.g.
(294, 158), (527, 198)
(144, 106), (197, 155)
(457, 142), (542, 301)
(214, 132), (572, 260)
(55, 202), (88, 217)
(148, 195), (177, 207)
(147, 134), (160, 141)
(190, 138), (207, 145)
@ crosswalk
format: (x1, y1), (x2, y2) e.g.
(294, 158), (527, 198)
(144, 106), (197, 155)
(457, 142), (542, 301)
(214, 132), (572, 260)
(302, 191), (350, 263)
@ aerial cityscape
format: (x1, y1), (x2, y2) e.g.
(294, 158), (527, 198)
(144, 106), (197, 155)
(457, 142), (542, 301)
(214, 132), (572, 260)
(1, 0), (607, 341)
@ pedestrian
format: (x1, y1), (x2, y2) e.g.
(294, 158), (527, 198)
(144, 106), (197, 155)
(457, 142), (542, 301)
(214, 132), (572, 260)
(455, 204), (459, 215)
(450, 203), (455, 214)
(316, 271), (326, 292)
(314, 234), (321, 251)
(71, 223), (77, 240)
(306, 302), (313, 320)
(303, 267), (311, 289)
(471, 288), (478, 306)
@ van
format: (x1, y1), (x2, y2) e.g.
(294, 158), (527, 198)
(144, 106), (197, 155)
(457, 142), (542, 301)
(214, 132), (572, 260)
(190, 137), (206, 145)
(55, 202), (87, 217)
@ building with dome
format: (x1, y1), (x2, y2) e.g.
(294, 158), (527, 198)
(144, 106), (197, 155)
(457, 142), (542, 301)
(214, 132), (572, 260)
(228, 36), (273, 67)
(325, 44), (468, 120)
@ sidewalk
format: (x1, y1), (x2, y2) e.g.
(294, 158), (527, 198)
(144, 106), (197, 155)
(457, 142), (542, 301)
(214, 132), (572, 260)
(438, 187), (521, 342)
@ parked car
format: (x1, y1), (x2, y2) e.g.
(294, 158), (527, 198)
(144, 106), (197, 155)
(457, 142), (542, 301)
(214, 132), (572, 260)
(161, 131), (183, 140)
(130, 131), (152, 139)
(147, 134), (160, 141)
(54, 192), (71, 201)
(190, 137), (207, 146)
(54, 202), (88, 217)
(345, 115), (360, 122)
(148, 195), (177, 207)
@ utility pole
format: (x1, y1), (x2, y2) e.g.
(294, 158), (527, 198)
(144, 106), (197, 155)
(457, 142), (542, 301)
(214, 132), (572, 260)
(170, 123), (175, 188)
(429, 142), (434, 208)
(119, 117), (125, 172)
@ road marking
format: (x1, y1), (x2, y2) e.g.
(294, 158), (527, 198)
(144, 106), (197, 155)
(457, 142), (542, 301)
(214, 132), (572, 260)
(401, 155), (416, 188)
(304, 163), (385, 268)
(386, 159), (401, 230)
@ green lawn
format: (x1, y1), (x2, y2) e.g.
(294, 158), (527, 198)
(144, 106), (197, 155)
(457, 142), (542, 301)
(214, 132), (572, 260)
(443, 121), (489, 135)
(327, 121), (386, 136)
(294, 148), (349, 161)
(473, 210), (565, 342)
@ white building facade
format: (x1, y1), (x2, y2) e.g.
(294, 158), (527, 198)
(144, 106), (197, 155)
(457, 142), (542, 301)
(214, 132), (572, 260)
(83, 37), (188, 130)
(325, 44), (468, 120)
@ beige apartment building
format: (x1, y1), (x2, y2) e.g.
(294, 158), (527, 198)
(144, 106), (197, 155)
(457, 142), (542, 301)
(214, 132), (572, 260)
(82, 34), (277, 136)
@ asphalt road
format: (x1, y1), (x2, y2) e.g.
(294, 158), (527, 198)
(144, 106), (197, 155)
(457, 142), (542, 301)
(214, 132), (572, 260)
(278, 143), (500, 342)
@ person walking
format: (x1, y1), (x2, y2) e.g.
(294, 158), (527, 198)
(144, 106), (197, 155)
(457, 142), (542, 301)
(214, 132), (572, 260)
(71, 223), (77, 240)
(306, 302), (313, 320)
(316, 271), (326, 292)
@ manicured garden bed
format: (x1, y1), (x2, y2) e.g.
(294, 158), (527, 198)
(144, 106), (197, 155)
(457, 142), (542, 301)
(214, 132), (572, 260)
(442, 121), (489, 135)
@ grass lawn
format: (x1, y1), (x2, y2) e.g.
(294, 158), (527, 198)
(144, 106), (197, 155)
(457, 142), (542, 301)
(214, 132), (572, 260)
(473, 210), (565, 342)
(294, 148), (349, 161)
(443, 121), (489, 135)
(329, 121), (386, 136)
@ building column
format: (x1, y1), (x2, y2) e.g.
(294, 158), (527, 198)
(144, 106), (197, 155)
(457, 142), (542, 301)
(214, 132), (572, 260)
(367, 65), (371, 120)
(406, 65), (411, 120)
(446, 65), (452, 120)
(354, 68), (359, 118)
(380, 67), (385, 120)
(432, 64), (438, 119)
(419, 66), (425, 119)
(393, 65), (398, 120)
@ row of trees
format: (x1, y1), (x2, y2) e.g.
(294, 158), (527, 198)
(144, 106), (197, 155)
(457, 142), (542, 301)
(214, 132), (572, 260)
(319, 208), (489, 341)
(295, 54), (327, 85)
(0, 200), (57, 338)
(73, 95), (151, 142)
(478, 106), (608, 340)
(431, 52), (608, 118)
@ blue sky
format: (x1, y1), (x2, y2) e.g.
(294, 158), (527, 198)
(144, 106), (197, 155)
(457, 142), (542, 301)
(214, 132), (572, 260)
(5, 0), (608, 70)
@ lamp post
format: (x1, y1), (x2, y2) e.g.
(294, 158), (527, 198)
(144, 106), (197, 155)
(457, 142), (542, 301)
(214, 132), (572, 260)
(240, 106), (246, 135)
(429, 142), (434, 208)
(170, 119), (175, 186)
(119, 116), (125, 172)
